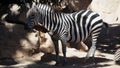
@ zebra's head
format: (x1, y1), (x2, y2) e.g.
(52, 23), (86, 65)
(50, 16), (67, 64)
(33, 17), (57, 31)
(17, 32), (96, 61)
(25, 2), (43, 31)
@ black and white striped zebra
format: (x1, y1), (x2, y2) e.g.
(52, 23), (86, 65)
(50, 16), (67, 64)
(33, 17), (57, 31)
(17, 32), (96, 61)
(114, 48), (120, 64)
(25, 2), (105, 65)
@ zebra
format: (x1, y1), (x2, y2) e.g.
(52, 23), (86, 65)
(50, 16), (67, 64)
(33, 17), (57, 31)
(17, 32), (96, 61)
(114, 48), (120, 64)
(25, 2), (106, 65)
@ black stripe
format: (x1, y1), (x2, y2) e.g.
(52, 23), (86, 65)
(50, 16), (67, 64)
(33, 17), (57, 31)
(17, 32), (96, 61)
(67, 16), (73, 42)
(87, 13), (99, 33)
(45, 14), (48, 26)
(63, 14), (68, 27)
(49, 13), (52, 30)
(53, 13), (57, 31)
(92, 26), (102, 33)
(70, 16), (77, 42)
(59, 14), (63, 33)
(77, 10), (87, 41)
(82, 11), (93, 40)
(55, 14), (60, 33)
(43, 14), (46, 26)
(87, 20), (91, 35)
(91, 20), (103, 29)
(60, 14), (65, 34)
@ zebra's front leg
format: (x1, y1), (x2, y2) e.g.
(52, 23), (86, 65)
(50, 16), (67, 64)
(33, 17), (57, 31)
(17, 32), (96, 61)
(60, 38), (67, 66)
(51, 37), (60, 66)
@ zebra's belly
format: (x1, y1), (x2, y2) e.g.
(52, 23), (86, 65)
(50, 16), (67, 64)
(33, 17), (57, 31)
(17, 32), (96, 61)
(67, 33), (85, 43)
(67, 29), (90, 44)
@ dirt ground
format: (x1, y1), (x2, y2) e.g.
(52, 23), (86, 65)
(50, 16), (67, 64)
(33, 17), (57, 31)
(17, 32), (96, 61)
(0, 25), (120, 68)
(0, 48), (119, 68)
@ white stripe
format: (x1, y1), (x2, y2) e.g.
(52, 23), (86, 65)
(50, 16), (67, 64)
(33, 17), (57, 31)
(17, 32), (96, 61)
(73, 13), (80, 43)
(59, 14), (65, 34)
(67, 15), (75, 42)
(85, 12), (97, 39)
(45, 15), (48, 28)
(92, 23), (103, 31)
(80, 10), (89, 41)
(40, 4), (44, 10)
(54, 14), (59, 31)
(91, 16), (102, 26)
(51, 15), (54, 31)
(64, 15), (71, 41)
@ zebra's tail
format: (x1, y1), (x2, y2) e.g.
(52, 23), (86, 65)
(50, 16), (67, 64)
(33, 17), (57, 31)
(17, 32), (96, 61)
(102, 22), (110, 35)
(103, 22), (109, 28)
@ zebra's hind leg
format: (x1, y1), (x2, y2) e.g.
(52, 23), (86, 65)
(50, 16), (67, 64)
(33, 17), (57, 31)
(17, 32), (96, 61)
(85, 44), (96, 64)
(85, 32), (100, 64)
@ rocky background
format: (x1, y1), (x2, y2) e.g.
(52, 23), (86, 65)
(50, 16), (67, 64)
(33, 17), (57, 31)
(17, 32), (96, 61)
(0, 0), (120, 67)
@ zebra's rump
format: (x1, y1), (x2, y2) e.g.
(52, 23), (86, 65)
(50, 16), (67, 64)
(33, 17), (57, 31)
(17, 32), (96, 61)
(67, 10), (103, 43)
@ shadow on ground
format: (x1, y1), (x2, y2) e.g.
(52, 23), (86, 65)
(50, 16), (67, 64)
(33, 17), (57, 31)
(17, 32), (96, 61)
(97, 25), (120, 54)
(24, 53), (112, 68)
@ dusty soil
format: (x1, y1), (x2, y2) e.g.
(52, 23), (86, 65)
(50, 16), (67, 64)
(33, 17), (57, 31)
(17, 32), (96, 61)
(0, 48), (119, 68)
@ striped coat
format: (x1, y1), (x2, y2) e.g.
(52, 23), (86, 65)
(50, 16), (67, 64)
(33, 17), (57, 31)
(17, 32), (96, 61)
(25, 2), (105, 65)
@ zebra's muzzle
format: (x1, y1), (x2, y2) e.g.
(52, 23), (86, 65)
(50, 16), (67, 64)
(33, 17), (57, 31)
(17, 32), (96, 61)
(24, 24), (36, 32)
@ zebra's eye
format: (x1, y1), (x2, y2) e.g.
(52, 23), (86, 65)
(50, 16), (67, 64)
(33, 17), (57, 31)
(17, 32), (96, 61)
(31, 14), (35, 16)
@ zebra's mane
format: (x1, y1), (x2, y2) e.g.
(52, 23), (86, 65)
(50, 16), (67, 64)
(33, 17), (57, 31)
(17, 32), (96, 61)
(27, 3), (56, 17)
(36, 3), (56, 13)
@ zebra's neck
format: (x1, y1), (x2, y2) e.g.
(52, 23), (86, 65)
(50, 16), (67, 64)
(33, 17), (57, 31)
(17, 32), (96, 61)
(36, 3), (74, 34)
(42, 12), (62, 33)
(36, 5), (63, 33)
(36, 4), (57, 32)
(37, 3), (55, 13)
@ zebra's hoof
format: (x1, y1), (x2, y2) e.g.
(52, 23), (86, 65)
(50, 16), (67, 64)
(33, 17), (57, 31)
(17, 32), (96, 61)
(84, 57), (96, 64)
(55, 62), (61, 66)
(62, 62), (67, 66)
(55, 62), (67, 66)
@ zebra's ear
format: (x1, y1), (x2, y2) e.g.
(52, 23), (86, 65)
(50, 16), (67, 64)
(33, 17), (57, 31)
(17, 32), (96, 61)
(25, 2), (37, 9)
(32, 2), (36, 8)
(26, 3), (31, 9)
